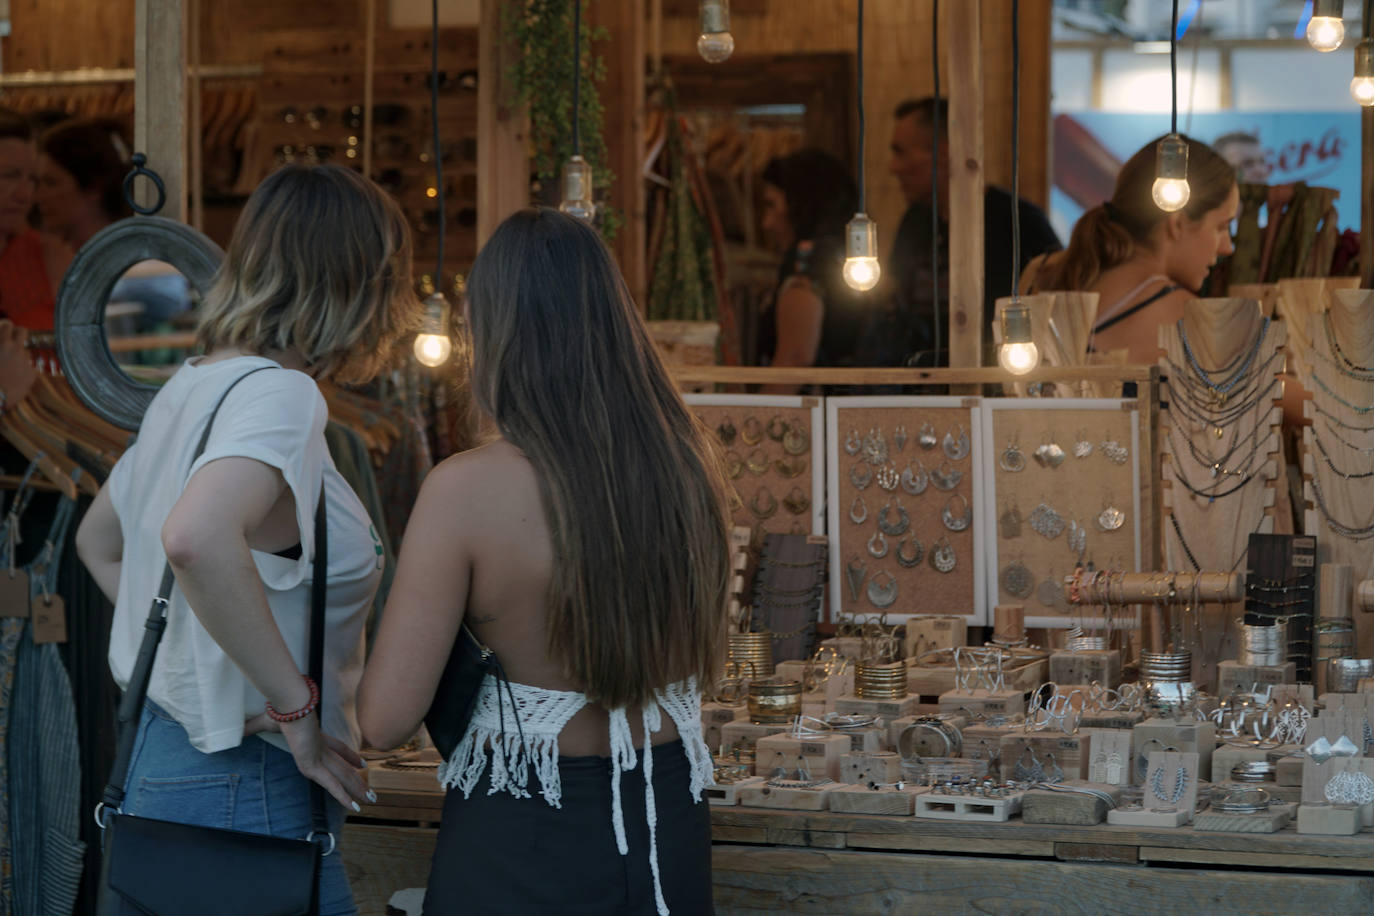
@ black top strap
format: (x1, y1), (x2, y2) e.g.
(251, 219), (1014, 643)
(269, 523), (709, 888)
(1093, 283), (1179, 334)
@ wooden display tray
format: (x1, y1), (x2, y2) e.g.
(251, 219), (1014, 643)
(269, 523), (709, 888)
(828, 784), (929, 816)
(915, 790), (1024, 823)
(737, 781), (844, 812)
(706, 777), (767, 807)
(1194, 805), (1294, 834)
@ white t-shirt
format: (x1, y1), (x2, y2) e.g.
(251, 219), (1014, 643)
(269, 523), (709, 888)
(107, 355), (384, 754)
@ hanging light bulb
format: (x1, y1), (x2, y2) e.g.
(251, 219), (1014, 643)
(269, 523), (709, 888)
(414, 291), (453, 367)
(1307, 0), (1345, 52)
(1352, 38), (1374, 105)
(997, 299), (1039, 375)
(697, 0), (734, 63)
(842, 213), (881, 292)
(558, 154), (596, 222)
(1152, 133), (1190, 212)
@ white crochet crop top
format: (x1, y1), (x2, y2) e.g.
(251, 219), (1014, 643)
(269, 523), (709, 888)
(436, 675), (713, 916)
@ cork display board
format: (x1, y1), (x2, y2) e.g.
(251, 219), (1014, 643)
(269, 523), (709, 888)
(825, 397), (986, 624)
(684, 394), (826, 541)
(980, 399), (1143, 629)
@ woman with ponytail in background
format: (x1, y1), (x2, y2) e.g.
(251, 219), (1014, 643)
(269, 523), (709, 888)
(1023, 134), (1238, 364)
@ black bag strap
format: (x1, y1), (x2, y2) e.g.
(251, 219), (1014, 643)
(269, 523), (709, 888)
(100, 365), (331, 848)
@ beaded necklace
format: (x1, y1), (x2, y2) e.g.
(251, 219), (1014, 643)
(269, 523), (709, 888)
(1177, 316), (1271, 403)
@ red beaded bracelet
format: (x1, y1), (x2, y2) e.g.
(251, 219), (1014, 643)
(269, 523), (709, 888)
(265, 675), (320, 723)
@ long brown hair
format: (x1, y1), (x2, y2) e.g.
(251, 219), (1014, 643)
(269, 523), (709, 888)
(1038, 134), (1235, 292)
(197, 164), (423, 383)
(466, 208), (731, 709)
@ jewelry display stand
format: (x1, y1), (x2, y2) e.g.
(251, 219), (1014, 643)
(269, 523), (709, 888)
(1241, 532), (1316, 681)
(684, 394), (827, 542)
(1275, 277), (1360, 387)
(992, 293), (1106, 398)
(915, 788), (1025, 823)
(825, 397), (985, 622)
(705, 776), (766, 806)
(979, 398), (1144, 631)
(1160, 298), (1285, 687)
(828, 782), (929, 816)
(737, 780), (843, 812)
(840, 750), (905, 786)
(1302, 289), (1374, 660)
(1021, 781), (1123, 826)
(1106, 750), (1199, 828)
(1084, 729), (1133, 786)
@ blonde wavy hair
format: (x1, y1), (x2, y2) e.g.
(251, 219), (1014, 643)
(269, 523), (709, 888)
(196, 164), (423, 382)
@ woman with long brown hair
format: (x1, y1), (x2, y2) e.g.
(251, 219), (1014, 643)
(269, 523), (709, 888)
(359, 207), (731, 915)
(1024, 134), (1238, 364)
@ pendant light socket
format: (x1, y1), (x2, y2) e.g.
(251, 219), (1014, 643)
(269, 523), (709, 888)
(558, 155), (596, 222)
(842, 213), (881, 292)
(1307, 0), (1345, 52)
(1152, 133), (1190, 212)
(697, 0), (734, 63)
(997, 299), (1040, 375)
(1352, 38), (1374, 106)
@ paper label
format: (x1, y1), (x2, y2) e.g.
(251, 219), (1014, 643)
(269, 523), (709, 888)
(32, 594), (66, 644)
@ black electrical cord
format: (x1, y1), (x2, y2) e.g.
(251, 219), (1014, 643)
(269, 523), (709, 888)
(1170, 0), (1179, 136)
(1010, 0), (1021, 301)
(572, 0), (582, 156)
(930, 0), (941, 365)
(1366, 0), (1373, 40)
(857, 0), (866, 214)
(431, 0), (444, 289)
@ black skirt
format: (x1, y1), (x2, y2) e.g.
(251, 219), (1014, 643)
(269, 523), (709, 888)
(422, 739), (714, 916)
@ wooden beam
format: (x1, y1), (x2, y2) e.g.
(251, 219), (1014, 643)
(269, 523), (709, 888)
(668, 364), (1156, 387)
(477, 0), (529, 246)
(134, 0), (188, 220)
(946, 0), (984, 368)
(590, 0), (647, 309)
(1363, 104), (1373, 289)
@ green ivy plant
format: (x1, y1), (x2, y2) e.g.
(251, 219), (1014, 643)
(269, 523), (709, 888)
(500, 0), (621, 240)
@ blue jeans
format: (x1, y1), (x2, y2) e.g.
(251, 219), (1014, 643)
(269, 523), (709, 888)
(122, 701), (356, 915)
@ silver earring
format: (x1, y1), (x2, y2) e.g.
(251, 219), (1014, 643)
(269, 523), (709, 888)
(1033, 435), (1066, 469)
(1067, 520), (1087, 557)
(941, 494), (972, 532)
(942, 424), (970, 461)
(862, 427), (888, 465)
(1101, 439), (1129, 464)
(901, 460), (928, 495)
(876, 462), (900, 491)
(1073, 430), (1093, 459)
(1000, 502), (1022, 539)
(782, 424), (809, 456)
(896, 536), (923, 568)
(1029, 502), (1066, 539)
(867, 570), (898, 608)
(849, 494), (869, 525)
(878, 499), (911, 536)
(849, 462), (873, 490)
(893, 425), (907, 453)
(1000, 441), (1026, 472)
(1000, 560), (1034, 598)
(867, 530), (889, 559)
(930, 536), (956, 573)
(844, 428), (862, 456)
(929, 461), (962, 491)
(918, 422), (938, 450)
(1098, 502), (1126, 531)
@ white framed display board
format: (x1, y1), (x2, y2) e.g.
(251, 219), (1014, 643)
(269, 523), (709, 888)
(825, 396), (986, 624)
(684, 394), (826, 539)
(979, 398), (1143, 629)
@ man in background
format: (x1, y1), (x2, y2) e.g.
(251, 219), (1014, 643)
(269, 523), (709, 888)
(864, 97), (1061, 367)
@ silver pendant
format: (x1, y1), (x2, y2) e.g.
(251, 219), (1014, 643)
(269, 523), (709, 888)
(930, 536), (956, 573)
(1029, 502), (1066, 539)
(845, 556), (866, 601)
(900, 460), (928, 495)
(849, 462), (873, 490)
(876, 462), (900, 491)
(844, 428), (862, 456)
(893, 424), (907, 453)
(782, 424), (810, 456)
(1098, 505), (1126, 531)
(896, 536), (923, 568)
(862, 427), (888, 465)
(1037, 576), (1066, 608)
(867, 570), (898, 609)
(1000, 502), (1022, 539)
(930, 461), (963, 491)
(918, 421), (938, 450)
(849, 494), (868, 525)
(867, 530), (889, 559)
(1000, 443), (1026, 473)
(1034, 442), (1066, 468)
(1073, 434), (1093, 459)
(942, 424), (970, 461)
(1101, 440), (1130, 465)
(1000, 560), (1034, 598)
(1067, 520), (1087, 557)
(941, 494), (972, 532)
(878, 500), (911, 536)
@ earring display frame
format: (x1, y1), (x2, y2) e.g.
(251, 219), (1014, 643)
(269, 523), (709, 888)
(826, 396), (986, 624)
(980, 399), (1145, 630)
(685, 394), (827, 540)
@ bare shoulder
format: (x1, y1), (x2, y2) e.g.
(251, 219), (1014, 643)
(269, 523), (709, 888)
(421, 438), (537, 511)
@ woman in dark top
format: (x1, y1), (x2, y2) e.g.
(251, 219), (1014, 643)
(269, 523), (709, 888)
(757, 149), (863, 373)
(1022, 134), (1237, 364)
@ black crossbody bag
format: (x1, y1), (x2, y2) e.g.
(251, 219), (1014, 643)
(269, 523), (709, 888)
(97, 367), (333, 916)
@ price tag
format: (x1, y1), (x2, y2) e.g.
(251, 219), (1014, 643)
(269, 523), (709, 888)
(0, 569), (30, 617)
(32, 594), (66, 644)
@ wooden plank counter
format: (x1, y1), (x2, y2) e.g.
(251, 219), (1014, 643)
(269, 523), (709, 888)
(348, 770), (1374, 915)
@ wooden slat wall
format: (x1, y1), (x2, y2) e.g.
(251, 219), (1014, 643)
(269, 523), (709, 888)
(654, 0), (1054, 261)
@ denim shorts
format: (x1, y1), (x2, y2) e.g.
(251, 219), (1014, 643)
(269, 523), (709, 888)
(122, 701), (356, 915)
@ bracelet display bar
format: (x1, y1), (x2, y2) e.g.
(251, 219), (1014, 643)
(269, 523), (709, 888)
(1194, 804), (1294, 834)
(834, 693), (921, 719)
(828, 783), (930, 816)
(1021, 782), (1123, 826)
(736, 781), (844, 812)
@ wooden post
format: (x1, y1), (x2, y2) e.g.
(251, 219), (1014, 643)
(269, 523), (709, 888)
(946, 0), (984, 368)
(1363, 105), (1373, 289)
(590, 0), (647, 309)
(477, 0), (530, 246)
(187, 0), (201, 229)
(134, 0), (187, 221)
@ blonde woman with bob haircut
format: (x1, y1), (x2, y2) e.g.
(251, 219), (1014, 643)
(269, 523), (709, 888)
(359, 207), (731, 916)
(77, 164), (423, 915)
